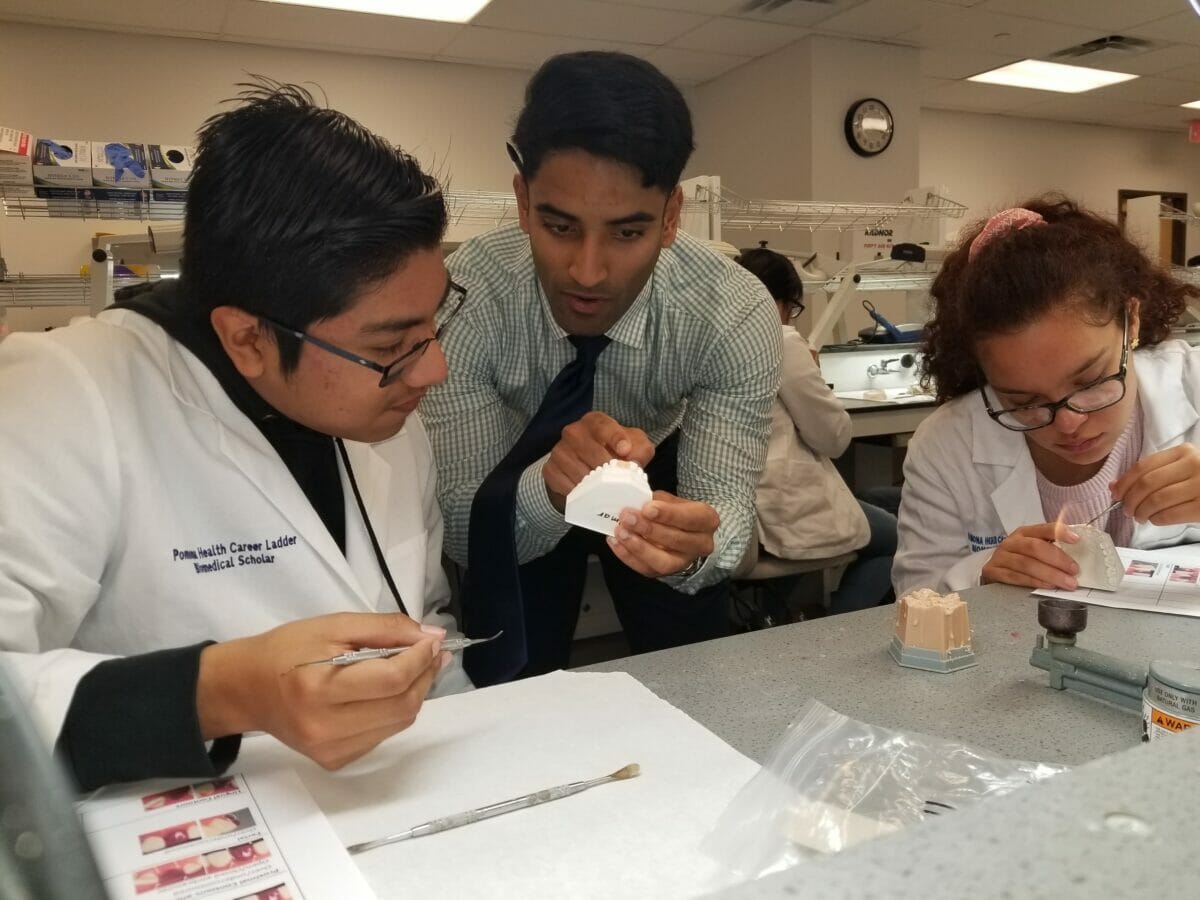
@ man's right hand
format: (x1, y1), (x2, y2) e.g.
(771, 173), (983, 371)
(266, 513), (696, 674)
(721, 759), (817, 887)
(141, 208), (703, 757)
(543, 411), (655, 512)
(196, 612), (446, 770)
(980, 522), (1081, 591)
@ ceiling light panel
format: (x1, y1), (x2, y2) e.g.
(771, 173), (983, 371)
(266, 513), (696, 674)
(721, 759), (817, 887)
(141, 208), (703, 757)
(968, 59), (1137, 93)
(259, 0), (492, 23)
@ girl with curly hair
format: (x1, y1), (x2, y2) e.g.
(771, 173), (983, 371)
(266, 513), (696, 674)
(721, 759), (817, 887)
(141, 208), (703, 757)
(893, 194), (1200, 596)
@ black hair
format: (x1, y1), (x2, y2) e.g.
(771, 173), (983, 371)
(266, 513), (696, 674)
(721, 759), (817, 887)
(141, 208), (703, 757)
(183, 77), (447, 373)
(735, 247), (803, 304)
(510, 51), (694, 192)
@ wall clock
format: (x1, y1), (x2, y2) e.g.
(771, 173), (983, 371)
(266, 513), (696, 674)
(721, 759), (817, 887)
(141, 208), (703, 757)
(844, 98), (894, 157)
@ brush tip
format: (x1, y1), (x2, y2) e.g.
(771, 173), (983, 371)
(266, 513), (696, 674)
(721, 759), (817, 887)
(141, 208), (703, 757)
(610, 763), (640, 780)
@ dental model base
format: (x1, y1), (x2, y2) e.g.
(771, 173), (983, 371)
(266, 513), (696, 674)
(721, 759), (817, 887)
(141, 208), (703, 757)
(1030, 599), (1146, 710)
(889, 588), (977, 673)
(1056, 524), (1122, 591)
(564, 459), (653, 536)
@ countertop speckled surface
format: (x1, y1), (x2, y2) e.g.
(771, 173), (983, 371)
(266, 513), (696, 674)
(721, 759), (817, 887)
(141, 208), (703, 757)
(582, 582), (1200, 899)
(583, 582), (1195, 766)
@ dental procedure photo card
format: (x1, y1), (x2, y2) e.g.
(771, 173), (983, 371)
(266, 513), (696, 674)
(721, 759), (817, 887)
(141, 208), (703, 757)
(77, 769), (374, 900)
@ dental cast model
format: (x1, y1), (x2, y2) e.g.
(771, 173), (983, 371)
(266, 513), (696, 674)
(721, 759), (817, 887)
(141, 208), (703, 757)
(889, 588), (977, 673)
(564, 459), (653, 536)
(1057, 523), (1122, 591)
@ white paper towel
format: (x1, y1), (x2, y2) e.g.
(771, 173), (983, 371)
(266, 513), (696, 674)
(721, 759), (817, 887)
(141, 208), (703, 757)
(233, 670), (761, 899)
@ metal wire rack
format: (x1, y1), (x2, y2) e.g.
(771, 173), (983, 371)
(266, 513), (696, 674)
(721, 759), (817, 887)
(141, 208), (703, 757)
(0, 274), (164, 307)
(1, 191), (185, 222)
(1, 189), (526, 225)
(1172, 265), (1200, 286)
(3, 185), (969, 232)
(1159, 201), (1200, 227)
(684, 185), (967, 232)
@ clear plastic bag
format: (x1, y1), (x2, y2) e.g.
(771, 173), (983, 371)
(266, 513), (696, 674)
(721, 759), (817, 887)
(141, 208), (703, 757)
(702, 700), (1067, 880)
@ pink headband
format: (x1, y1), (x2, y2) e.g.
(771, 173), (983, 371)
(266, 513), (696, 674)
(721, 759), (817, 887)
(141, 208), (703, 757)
(968, 207), (1046, 262)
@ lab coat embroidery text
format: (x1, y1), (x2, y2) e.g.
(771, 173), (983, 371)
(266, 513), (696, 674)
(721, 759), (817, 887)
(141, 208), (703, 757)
(171, 534), (299, 574)
(967, 532), (1006, 553)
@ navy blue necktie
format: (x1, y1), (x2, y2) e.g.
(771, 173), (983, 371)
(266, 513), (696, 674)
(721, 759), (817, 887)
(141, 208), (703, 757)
(462, 335), (611, 686)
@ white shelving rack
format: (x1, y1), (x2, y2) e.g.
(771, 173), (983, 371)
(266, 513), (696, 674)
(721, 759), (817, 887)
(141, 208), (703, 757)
(0, 273), (164, 311)
(679, 175), (965, 241)
(2, 188), (529, 311)
(1159, 201), (1200, 227)
(677, 177), (964, 346)
(3, 182), (966, 319)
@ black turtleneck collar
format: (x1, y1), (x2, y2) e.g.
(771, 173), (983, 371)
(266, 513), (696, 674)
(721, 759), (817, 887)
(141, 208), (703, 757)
(113, 280), (346, 551)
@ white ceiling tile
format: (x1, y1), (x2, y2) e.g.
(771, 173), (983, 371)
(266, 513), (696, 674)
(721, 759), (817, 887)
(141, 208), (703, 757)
(473, 0), (707, 45)
(976, 0), (1188, 33)
(815, 0), (934, 41)
(643, 45), (749, 85)
(1126, 11), (1200, 47)
(223, 1), (460, 56)
(1073, 44), (1200, 77)
(0, 0), (228, 36)
(920, 46), (1016, 79)
(668, 16), (807, 56)
(735, 0), (872, 29)
(0, 0), (1192, 130)
(604, 0), (740, 13)
(1088, 76), (1200, 108)
(1019, 95), (1158, 124)
(922, 78), (1052, 112)
(1160, 61), (1200, 83)
(436, 27), (647, 69)
(897, 8), (1103, 58)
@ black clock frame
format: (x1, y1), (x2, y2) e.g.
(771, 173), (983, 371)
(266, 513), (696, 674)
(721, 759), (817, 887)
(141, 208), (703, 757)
(844, 98), (894, 158)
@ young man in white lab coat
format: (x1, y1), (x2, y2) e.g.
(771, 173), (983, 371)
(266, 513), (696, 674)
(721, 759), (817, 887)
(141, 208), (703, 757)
(0, 82), (470, 791)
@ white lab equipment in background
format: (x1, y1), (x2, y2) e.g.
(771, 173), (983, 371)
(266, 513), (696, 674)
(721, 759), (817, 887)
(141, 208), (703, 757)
(679, 179), (963, 347)
(147, 222), (183, 254)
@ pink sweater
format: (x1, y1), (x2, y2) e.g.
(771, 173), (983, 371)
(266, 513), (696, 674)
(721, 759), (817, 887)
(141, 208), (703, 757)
(1036, 402), (1142, 546)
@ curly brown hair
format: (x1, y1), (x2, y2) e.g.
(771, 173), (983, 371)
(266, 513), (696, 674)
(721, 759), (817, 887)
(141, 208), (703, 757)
(921, 193), (1197, 402)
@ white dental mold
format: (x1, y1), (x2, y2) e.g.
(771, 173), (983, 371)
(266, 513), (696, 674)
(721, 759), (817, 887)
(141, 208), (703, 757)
(564, 459), (653, 536)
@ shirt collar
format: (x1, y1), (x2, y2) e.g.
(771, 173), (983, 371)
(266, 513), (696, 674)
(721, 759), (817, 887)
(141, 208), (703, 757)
(531, 258), (658, 350)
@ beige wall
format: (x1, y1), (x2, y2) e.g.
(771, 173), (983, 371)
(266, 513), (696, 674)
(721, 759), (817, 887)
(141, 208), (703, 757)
(0, 21), (529, 285)
(919, 107), (1200, 259)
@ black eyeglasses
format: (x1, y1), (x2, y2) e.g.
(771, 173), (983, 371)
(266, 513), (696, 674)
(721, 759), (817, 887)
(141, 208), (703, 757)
(787, 300), (806, 320)
(980, 310), (1129, 432)
(261, 280), (467, 388)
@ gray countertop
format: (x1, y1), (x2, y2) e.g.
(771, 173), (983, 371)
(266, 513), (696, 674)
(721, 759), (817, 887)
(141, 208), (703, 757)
(584, 583), (1196, 766)
(584, 583), (1200, 898)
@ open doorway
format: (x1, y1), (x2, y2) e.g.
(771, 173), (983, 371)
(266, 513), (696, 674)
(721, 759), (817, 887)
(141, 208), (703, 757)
(1117, 190), (1187, 266)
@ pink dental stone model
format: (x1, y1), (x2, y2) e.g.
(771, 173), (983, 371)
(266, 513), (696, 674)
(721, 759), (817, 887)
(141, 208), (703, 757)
(889, 588), (978, 673)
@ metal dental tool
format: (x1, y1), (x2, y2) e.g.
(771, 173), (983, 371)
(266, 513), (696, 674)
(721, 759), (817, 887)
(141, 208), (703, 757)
(1084, 500), (1123, 527)
(292, 631), (502, 669)
(345, 763), (641, 855)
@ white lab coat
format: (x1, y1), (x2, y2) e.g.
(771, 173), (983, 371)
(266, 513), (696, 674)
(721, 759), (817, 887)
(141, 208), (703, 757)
(0, 310), (470, 747)
(893, 339), (1200, 597)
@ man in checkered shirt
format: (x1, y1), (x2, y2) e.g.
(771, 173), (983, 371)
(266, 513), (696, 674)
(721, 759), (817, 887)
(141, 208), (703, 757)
(421, 51), (781, 678)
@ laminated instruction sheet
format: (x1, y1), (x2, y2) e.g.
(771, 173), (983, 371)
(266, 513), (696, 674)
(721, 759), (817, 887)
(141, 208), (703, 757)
(1034, 545), (1200, 618)
(77, 769), (375, 900)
